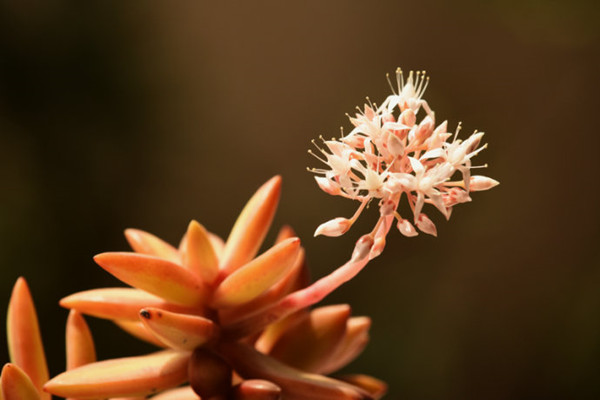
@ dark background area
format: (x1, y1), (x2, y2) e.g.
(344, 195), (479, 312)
(1, 1), (599, 399)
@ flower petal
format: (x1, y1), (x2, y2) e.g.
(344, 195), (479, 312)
(6, 278), (50, 400)
(94, 252), (207, 306)
(60, 288), (199, 322)
(139, 308), (217, 350)
(124, 229), (181, 264)
(66, 310), (96, 370)
(212, 238), (301, 309)
(266, 305), (350, 373)
(44, 350), (190, 399)
(220, 176), (282, 276)
(182, 220), (219, 285)
(1, 363), (39, 400)
(219, 342), (371, 400)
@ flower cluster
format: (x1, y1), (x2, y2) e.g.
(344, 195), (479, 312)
(0, 177), (385, 400)
(310, 68), (498, 258)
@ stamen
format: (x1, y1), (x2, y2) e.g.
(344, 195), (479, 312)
(453, 122), (463, 143)
(307, 149), (327, 164)
(396, 67), (404, 90)
(386, 72), (397, 95)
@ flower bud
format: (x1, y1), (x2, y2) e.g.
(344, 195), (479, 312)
(399, 108), (416, 127)
(387, 133), (405, 158)
(314, 218), (352, 237)
(469, 175), (499, 191)
(416, 115), (434, 142)
(352, 235), (374, 262)
(397, 219), (418, 237)
(416, 214), (437, 237)
(314, 176), (340, 196)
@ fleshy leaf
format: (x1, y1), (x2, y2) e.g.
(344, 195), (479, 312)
(6, 277), (50, 400)
(336, 375), (387, 400)
(219, 176), (281, 276)
(183, 220), (219, 285)
(188, 348), (231, 399)
(66, 310), (96, 370)
(223, 248), (371, 339)
(60, 288), (199, 321)
(318, 316), (371, 375)
(113, 320), (166, 348)
(139, 308), (217, 350)
(149, 386), (198, 399)
(1, 363), (39, 400)
(219, 342), (371, 400)
(94, 253), (207, 306)
(212, 238), (300, 309)
(125, 229), (181, 264)
(44, 350), (190, 399)
(232, 380), (282, 400)
(266, 305), (350, 373)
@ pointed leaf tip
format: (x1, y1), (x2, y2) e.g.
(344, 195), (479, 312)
(6, 278), (50, 400)
(93, 252), (207, 306)
(183, 220), (219, 285)
(220, 176), (282, 276)
(1, 363), (39, 400)
(212, 237), (301, 309)
(66, 310), (96, 370)
(124, 229), (181, 264)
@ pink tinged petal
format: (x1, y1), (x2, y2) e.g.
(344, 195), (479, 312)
(318, 317), (371, 375)
(336, 375), (387, 400)
(212, 238), (301, 309)
(232, 380), (282, 400)
(220, 176), (282, 276)
(139, 308), (217, 351)
(223, 237), (372, 339)
(188, 348), (231, 399)
(113, 320), (167, 348)
(44, 350), (190, 399)
(267, 305), (350, 373)
(399, 108), (416, 126)
(1, 364), (39, 400)
(94, 252), (207, 307)
(386, 133), (404, 157)
(408, 157), (424, 175)
(470, 175), (500, 191)
(314, 176), (341, 196)
(314, 218), (352, 237)
(428, 192), (450, 220)
(183, 220), (219, 285)
(397, 219), (418, 237)
(413, 192), (425, 220)
(416, 214), (437, 237)
(66, 310), (96, 371)
(60, 288), (199, 322)
(149, 386), (198, 400)
(6, 278), (50, 400)
(219, 342), (372, 400)
(416, 115), (434, 142)
(124, 229), (181, 264)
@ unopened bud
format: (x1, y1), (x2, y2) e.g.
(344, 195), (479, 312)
(399, 108), (416, 127)
(469, 175), (499, 191)
(464, 131), (485, 154)
(416, 115), (434, 142)
(314, 217), (352, 237)
(416, 214), (437, 237)
(232, 380), (282, 400)
(387, 133), (405, 157)
(397, 219), (418, 237)
(351, 234), (374, 262)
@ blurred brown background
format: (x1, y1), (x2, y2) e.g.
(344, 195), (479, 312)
(1, 1), (599, 399)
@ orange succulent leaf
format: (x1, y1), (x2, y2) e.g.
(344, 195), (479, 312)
(318, 316), (371, 375)
(1, 363), (39, 400)
(223, 251), (371, 339)
(218, 342), (371, 400)
(231, 379), (282, 400)
(60, 288), (199, 322)
(6, 278), (50, 400)
(212, 238), (301, 309)
(139, 308), (217, 350)
(219, 176), (281, 276)
(93, 252), (207, 306)
(182, 220), (219, 285)
(266, 305), (350, 373)
(113, 320), (167, 348)
(66, 310), (96, 371)
(149, 386), (198, 399)
(124, 229), (181, 264)
(336, 375), (387, 400)
(44, 350), (190, 399)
